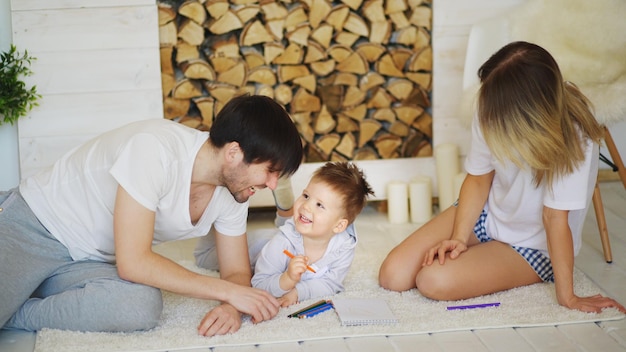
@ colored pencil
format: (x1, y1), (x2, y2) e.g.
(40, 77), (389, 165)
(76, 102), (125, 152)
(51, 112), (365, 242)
(298, 302), (334, 319)
(447, 302), (500, 310)
(287, 300), (328, 318)
(283, 249), (316, 273)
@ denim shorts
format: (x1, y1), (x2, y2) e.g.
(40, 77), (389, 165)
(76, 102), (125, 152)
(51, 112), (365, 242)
(471, 208), (554, 282)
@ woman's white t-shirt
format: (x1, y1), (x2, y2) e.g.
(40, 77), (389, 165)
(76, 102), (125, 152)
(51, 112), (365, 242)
(20, 119), (248, 262)
(464, 115), (598, 256)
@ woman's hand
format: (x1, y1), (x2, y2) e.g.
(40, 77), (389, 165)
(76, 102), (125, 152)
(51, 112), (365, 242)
(562, 294), (626, 314)
(422, 239), (468, 266)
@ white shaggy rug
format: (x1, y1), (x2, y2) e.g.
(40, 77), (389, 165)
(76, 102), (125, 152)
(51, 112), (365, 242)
(34, 217), (624, 352)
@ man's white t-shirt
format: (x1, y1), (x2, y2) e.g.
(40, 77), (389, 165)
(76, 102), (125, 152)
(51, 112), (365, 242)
(464, 115), (598, 256)
(20, 119), (248, 262)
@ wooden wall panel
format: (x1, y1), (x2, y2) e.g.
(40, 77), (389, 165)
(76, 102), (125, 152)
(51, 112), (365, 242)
(12, 7), (159, 52)
(11, 0), (153, 11)
(18, 90), (163, 138)
(24, 49), (161, 94)
(19, 135), (100, 177)
(12, 2), (163, 179)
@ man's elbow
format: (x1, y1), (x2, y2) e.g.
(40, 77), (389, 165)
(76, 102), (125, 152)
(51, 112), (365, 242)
(116, 258), (142, 282)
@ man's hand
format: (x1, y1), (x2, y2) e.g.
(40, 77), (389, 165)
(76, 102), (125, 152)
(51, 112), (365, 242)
(206, 230), (278, 334)
(197, 283), (281, 336)
(225, 284), (280, 323)
(197, 303), (241, 336)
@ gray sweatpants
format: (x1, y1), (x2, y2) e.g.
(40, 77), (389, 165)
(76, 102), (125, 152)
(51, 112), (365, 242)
(0, 189), (162, 332)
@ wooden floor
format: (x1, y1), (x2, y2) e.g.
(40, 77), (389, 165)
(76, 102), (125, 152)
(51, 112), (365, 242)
(1, 181), (625, 352)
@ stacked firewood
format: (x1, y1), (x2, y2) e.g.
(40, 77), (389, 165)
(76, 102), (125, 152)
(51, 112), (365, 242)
(158, 0), (432, 161)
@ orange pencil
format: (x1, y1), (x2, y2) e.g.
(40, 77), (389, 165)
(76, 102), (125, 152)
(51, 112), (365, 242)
(283, 249), (316, 273)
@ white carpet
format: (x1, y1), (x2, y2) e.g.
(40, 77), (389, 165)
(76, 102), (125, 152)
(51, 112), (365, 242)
(34, 218), (624, 352)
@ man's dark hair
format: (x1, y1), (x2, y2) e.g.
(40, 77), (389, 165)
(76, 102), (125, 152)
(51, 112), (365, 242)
(209, 94), (303, 177)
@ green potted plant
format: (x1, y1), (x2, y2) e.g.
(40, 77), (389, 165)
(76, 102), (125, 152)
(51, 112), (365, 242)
(0, 44), (41, 190)
(0, 44), (40, 126)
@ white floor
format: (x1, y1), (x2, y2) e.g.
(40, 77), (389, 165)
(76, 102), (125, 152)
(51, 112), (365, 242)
(2, 181), (625, 352)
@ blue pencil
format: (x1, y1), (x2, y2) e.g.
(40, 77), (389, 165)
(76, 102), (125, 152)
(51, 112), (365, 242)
(298, 302), (334, 319)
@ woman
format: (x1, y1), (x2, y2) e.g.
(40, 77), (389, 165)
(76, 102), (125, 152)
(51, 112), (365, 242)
(379, 41), (625, 313)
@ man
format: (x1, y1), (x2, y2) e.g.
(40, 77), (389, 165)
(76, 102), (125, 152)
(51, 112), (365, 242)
(0, 95), (303, 336)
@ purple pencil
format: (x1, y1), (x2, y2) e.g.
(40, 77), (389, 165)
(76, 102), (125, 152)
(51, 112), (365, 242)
(447, 302), (500, 310)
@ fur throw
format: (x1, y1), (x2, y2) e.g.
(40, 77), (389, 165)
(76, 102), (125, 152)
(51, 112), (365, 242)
(461, 0), (626, 126)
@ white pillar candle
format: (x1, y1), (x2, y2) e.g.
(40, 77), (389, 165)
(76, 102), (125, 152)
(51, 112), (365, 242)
(387, 181), (409, 224)
(435, 143), (460, 210)
(409, 176), (432, 224)
(453, 172), (467, 201)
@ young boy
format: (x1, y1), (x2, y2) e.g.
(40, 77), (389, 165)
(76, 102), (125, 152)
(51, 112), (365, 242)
(251, 162), (374, 307)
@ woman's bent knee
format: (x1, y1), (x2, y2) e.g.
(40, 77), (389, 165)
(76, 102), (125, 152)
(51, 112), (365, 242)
(378, 258), (417, 292)
(415, 267), (458, 301)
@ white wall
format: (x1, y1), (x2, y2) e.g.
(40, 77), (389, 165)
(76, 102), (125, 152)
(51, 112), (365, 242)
(10, 0), (163, 178)
(0, 0), (20, 190)
(7, 0), (625, 206)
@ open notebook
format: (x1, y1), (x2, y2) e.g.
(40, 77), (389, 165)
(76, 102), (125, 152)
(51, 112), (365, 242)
(332, 298), (398, 326)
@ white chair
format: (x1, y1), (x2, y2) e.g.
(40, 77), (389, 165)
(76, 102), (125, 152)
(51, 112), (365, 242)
(461, 17), (624, 263)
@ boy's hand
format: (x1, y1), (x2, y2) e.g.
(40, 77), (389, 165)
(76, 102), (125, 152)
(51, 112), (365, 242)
(278, 290), (299, 307)
(286, 255), (308, 282)
(279, 255), (308, 291)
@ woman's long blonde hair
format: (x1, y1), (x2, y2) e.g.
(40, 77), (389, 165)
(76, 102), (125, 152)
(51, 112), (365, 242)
(477, 41), (603, 188)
